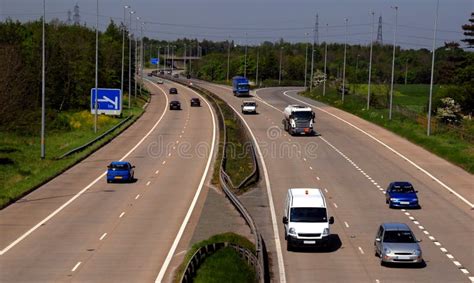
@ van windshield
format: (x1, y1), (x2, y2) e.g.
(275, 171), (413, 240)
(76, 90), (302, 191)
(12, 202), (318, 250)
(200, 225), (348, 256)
(290, 207), (327, 223)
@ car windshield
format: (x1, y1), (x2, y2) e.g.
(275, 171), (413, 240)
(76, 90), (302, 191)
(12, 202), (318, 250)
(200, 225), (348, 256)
(290, 207), (327, 223)
(293, 111), (313, 121)
(391, 185), (415, 193)
(110, 163), (128, 170)
(383, 230), (416, 243)
(244, 102), (255, 106)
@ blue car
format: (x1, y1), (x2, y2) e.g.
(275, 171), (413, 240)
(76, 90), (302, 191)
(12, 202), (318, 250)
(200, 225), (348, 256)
(385, 181), (420, 208)
(107, 161), (135, 183)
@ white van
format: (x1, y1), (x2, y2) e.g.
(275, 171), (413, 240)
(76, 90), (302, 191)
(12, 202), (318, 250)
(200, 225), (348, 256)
(282, 188), (334, 251)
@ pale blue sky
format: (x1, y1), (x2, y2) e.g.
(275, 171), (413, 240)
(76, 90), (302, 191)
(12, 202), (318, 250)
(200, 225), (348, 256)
(1, 0), (473, 49)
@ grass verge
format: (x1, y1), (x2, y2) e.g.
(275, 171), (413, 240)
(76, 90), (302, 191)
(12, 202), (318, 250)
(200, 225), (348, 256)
(0, 90), (149, 208)
(174, 232), (256, 283)
(194, 247), (257, 283)
(301, 85), (474, 173)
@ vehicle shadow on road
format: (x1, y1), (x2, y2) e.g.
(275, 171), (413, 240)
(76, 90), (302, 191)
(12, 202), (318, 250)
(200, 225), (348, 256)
(382, 260), (427, 269)
(292, 234), (342, 253)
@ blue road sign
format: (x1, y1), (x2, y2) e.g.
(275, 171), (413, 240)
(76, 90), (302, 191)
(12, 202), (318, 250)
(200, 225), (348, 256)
(91, 88), (122, 115)
(151, 58), (159, 65)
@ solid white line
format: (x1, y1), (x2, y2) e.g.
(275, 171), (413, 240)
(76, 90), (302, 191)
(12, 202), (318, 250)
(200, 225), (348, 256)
(211, 95), (287, 283)
(119, 212), (125, 218)
(281, 90), (473, 208)
(99, 233), (107, 241)
(155, 83), (217, 283)
(135, 194), (140, 200)
(0, 80), (169, 256)
(71, 262), (81, 272)
(146, 181), (151, 186)
(358, 246), (365, 254)
(344, 221), (350, 228)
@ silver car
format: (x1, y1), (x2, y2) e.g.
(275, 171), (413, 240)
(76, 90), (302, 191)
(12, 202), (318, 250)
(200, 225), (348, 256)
(374, 223), (423, 266)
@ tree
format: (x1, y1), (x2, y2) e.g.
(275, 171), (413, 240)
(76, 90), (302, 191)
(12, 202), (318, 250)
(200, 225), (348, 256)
(461, 12), (474, 48)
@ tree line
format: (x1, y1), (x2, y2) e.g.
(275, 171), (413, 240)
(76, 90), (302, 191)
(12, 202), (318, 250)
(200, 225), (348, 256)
(0, 19), (136, 134)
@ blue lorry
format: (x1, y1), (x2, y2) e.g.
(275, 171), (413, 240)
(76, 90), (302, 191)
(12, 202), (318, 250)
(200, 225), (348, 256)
(232, 76), (250, 97)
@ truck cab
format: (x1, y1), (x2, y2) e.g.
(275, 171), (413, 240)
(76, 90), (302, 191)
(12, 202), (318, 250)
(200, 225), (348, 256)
(232, 76), (250, 97)
(283, 188), (334, 251)
(282, 105), (315, 135)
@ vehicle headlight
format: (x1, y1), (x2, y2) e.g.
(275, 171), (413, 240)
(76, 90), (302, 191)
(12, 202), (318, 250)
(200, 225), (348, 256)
(322, 228), (329, 236)
(390, 198), (397, 201)
(413, 249), (422, 256)
(290, 120), (296, 127)
(412, 198), (418, 202)
(289, 228), (296, 235)
(383, 248), (392, 255)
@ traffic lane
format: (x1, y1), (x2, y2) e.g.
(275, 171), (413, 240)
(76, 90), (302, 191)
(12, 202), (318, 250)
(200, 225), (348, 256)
(0, 83), (167, 251)
(257, 88), (474, 273)
(197, 82), (468, 282)
(268, 88), (473, 207)
(196, 83), (375, 282)
(0, 82), (211, 281)
(72, 87), (214, 282)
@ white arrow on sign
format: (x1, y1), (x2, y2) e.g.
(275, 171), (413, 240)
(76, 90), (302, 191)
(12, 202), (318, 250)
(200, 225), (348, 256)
(97, 96), (118, 109)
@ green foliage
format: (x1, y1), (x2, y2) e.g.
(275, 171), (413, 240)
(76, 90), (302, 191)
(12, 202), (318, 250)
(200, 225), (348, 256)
(0, 19), (135, 134)
(174, 232), (256, 283)
(194, 247), (257, 283)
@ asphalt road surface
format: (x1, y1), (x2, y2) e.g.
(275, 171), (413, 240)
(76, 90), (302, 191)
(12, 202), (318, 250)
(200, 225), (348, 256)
(0, 78), (216, 282)
(194, 81), (474, 283)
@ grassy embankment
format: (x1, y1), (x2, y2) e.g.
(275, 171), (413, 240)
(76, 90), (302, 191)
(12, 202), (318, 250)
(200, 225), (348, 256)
(302, 84), (474, 173)
(175, 232), (257, 283)
(0, 91), (149, 208)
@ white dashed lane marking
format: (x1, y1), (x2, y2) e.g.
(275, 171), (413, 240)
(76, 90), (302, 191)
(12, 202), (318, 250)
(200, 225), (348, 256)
(344, 221), (350, 228)
(119, 212), (125, 218)
(358, 247), (365, 255)
(146, 181), (151, 186)
(71, 262), (81, 272)
(99, 233), (107, 241)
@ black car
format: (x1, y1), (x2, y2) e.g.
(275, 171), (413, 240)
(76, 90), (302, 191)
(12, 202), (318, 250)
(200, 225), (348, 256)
(186, 74), (191, 79)
(190, 98), (201, 107)
(169, 87), (178, 94)
(169, 101), (181, 110)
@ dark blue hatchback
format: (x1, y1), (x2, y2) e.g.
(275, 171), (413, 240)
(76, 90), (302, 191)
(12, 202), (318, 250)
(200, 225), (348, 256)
(385, 182), (420, 208)
(107, 161), (135, 183)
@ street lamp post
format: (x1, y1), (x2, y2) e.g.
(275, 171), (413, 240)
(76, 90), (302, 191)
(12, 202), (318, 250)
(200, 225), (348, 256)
(128, 10), (134, 108)
(279, 47), (283, 85)
(134, 16), (139, 99)
(256, 46), (259, 86)
(342, 18), (348, 102)
(389, 6), (398, 120)
(304, 32), (309, 88)
(368, 11), (375, 110)
(41, 0), (46, 158)
(121, 5), (130, 111)
(140, 23), (144, 95)
(323, 24), (328, 96)
(227, 36), (231, 82)
(244, 32), (248, 77)
(427, 0), (439, 136)
(171, 45), (175, 75)
(94, 0), (99, 133)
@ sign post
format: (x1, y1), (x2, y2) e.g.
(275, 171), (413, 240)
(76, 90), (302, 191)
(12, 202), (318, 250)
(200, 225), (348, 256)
(91, 88), (122, 116)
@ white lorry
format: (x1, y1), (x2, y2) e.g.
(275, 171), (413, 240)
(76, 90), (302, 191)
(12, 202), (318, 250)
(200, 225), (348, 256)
(241, 100), (257, 114)
(282, 105), (315, 135)
(282, 188), (334, 251)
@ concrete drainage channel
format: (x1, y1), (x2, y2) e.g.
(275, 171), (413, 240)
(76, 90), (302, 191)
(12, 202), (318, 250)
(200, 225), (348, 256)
(165, 76), (269, 283)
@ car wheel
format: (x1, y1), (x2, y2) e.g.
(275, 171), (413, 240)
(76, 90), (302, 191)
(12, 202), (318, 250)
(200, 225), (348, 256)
(380, 260), (385, 266)
(107, 179), (111, 183)
(286, 241), (292, 252)
(385, 198), (389, 204)
(388, 201), (393, 208)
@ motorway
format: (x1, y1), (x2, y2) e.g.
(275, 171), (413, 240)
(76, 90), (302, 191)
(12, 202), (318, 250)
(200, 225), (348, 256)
(194, 81), (474, 283)
(0, 78), (216, 282)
